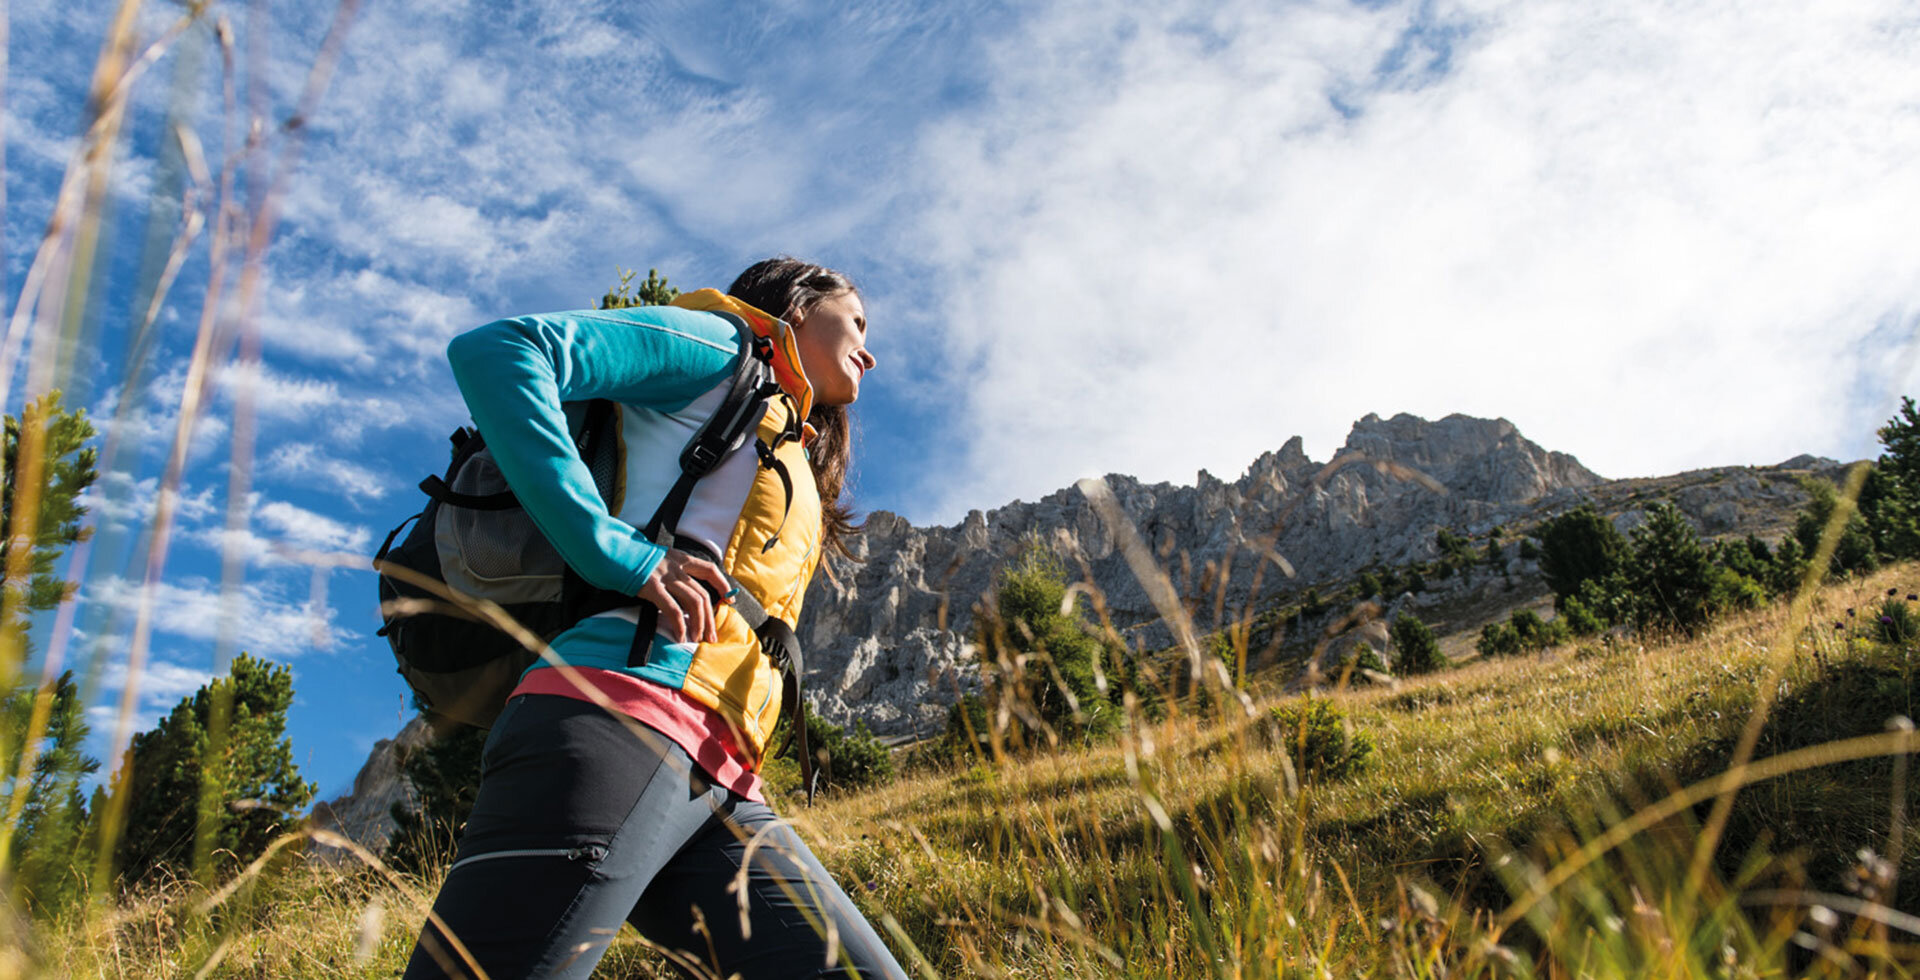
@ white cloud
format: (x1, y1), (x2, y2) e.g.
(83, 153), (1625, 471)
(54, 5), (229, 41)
(906, 0), (1920, 518)
(85, 575), (350, 659)
(256, 499), (372, 553)
(83, 471), (219, 534)
(264, 443), (390, 503)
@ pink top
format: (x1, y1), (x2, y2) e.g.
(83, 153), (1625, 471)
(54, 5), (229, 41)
(510, 667), (766, 803)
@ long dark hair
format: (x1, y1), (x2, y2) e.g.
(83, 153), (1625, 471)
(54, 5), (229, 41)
(726, 257), (862, 556)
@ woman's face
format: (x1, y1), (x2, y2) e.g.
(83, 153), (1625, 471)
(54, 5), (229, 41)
(792, 290), (874, 407)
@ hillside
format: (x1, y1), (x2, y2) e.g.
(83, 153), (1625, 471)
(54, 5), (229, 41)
(58, 567), (1920, 977)
(319, 412), (1835, 849)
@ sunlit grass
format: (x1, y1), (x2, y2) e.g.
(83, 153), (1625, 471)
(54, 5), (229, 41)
(6, 3), (1919, 978)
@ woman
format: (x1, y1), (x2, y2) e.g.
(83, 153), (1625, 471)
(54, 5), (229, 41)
(403, 259), (906, 979)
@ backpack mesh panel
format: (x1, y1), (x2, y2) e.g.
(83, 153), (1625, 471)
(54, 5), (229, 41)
(435, 447), (567, 604)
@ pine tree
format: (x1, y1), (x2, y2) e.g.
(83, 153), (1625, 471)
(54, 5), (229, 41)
(1, 671), (98, 912)
(1537, 505), (1627, 608)
(115, 654), (314, 884)
(1793, 477), (1877, 579)
(972, 545), (1125, 749)
(0, 393), (98, 910)
(599, 267), (679, 310)
(1389, 614), (1447, 675)
(1627, 502), (1717, 635)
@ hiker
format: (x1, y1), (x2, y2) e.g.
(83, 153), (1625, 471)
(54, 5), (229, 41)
(401, 258), (906, 979)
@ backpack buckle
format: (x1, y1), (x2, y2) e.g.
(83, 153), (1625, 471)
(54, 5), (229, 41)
(750, 334), (774, 361)
(686, 442), (723, 471)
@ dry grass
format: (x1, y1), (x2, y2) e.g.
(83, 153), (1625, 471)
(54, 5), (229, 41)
(25, 568), (1912, 978)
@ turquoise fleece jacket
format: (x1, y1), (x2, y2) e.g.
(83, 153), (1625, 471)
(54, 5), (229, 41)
(444, 305), (744, 597)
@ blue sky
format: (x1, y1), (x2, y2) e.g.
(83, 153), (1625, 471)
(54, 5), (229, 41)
(8, 0), (1920, 800)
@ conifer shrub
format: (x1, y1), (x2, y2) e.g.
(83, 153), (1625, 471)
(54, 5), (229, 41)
(1561, 596), (1605, 637)
(1389, 614), (1448, 675)
(1266, 698), (1373, 781)
(782, 706), (895, 793)
(1477, 621), (1521, 658)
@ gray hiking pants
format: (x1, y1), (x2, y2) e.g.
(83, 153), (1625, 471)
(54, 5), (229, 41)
(402, 694), (909, 979)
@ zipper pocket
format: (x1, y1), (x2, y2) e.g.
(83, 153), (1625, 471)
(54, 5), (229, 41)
(447, 844), (605, 875)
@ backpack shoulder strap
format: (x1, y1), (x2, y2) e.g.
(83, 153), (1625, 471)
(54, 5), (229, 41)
(641, 315), (781, 545)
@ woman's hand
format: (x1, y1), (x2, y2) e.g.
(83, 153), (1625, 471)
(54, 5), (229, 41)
(639, 549), (734, 644)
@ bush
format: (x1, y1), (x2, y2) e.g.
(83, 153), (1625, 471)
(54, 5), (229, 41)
(965, 545), (1130, 753)
(1794, 476), (1878, 579)
(1561, 596), (1605, 637)
(1478, 621), (1521, 658)
(1876, 597), (1920, 647)
(1355, 571), (1381, 598)
(1626, 501), (1717, 635)
(1707, 567), (1767, 614)
(780, 706), (895, 794)
(1389, 614), (1448, 675)
(1342, 645), (1389, 682)
(1509, 609), (1546, 646)
(1537, 505), (1628, 608)
(1266, 698), (1373, 781)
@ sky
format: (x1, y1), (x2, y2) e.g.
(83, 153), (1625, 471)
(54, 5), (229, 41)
(6, 0), (1919, 800)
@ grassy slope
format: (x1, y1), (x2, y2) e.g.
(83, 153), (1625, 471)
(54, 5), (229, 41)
(30, 566), (1920, 978)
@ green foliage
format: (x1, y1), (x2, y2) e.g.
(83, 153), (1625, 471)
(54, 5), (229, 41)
(777, 703), (896, 795)
(1509, 609), (1546, 646)
(1518, 537), (1540, 561)
(0, 393), (99, 660)
(1706, 567), (1766, 613)
(1435, 527), (1474, 578)
(116, 654), (314, 885)
(1560, 596), (1605, 637)
(1349, 645), (1388, 677)
(1626, 502), (1717, 635)
(1266, 698), (1372, 781)
(1536, 505), (1627, 609)
(0, 394), (99, 913)
(1876, 596), (1920, 646)
(384, 725), (485, 876)
(1388, 614), (1447, 675)
(1477, 621), (1521, 658)
(598, 267), (679, 309)
(966, 545), (1127, 752)
(1766, 535), (1809, 597)
(1, 671), (99, 913)
(1354, 571), (1381, 599)
(1793, 476), (1877, 579)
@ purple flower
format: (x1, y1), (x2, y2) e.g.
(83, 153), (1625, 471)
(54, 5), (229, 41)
(1883, 617), (1895, 625)
(1849, 609), (1857, 617)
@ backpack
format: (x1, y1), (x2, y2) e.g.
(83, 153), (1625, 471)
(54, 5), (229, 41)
(371, 312), (815, 789)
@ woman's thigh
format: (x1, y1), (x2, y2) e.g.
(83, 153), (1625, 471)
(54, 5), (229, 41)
(403, 695), (725, 980)
(628, 801), (909, 980)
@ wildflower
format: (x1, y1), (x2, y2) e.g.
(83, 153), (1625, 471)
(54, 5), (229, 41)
(1891, 588), (1901, 596)
(1883, 617), (1895, 625)
(1907, 594), (1915, 601)
(1835, 623), (1845, 630)
(1848, 608), (1856, 617)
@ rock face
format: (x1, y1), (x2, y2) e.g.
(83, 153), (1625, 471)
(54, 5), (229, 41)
(308, 717), (430, 858)
(801, 413), (1607, 739)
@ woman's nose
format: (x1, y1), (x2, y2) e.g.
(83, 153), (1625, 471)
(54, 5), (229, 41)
(855, 348), (876, 372)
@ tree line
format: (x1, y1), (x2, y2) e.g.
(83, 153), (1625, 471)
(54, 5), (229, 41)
(1, 396), (312, 918)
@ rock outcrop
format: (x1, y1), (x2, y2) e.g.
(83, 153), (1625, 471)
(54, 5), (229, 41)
(802, 413), (1608, 738)
(319, 412), (1830, 844)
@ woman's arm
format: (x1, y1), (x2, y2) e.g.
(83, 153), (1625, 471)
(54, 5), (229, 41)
(444, 306), (739, 596)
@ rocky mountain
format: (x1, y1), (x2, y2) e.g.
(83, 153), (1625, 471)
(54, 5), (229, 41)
(317, 412), (1834, 849)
